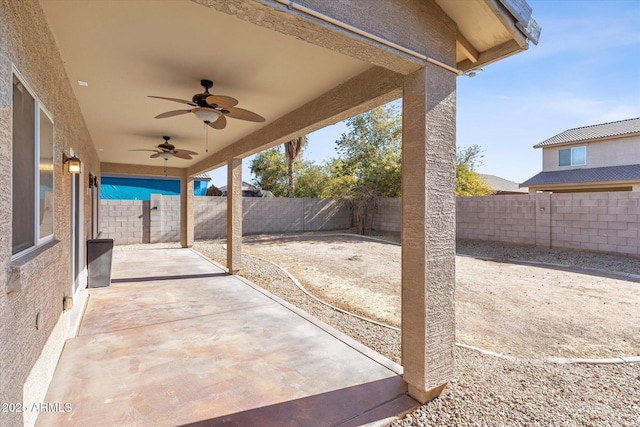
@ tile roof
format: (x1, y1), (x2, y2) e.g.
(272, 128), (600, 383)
(521, 164), (640, 187)
(534, 117), (640, 148)
(479, 174), (528, 193)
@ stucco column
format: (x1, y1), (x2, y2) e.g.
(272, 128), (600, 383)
(226, 158), (242, 273)
(180, 172), (194, 248)
(401, 63), (456, 403)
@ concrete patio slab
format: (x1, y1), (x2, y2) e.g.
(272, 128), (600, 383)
(36, 248), (417, 426)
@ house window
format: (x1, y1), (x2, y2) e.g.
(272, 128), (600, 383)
(558, 146), (586, 167)
(12, 70), (55, 256)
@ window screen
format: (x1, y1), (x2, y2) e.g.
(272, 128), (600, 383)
(39, 109), (54, 239)
(571, 146), (586, 165)
(558, 147), (586, 167)
(558, 149), (571, 167)
(12, 75), (36, 255)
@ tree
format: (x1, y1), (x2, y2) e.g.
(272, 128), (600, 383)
(250, 147), (288, 197)
(334, 104), (402, 198)
(284, 135), (308, 198)
(456, 145), (494, 196)
(205, 184), (222, 196)
(294, 163), (329, 198)
(331, 104), (402, 234)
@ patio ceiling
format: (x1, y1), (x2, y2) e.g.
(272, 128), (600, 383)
(39, 0), (372, 169)
(39, 0), (537, 173)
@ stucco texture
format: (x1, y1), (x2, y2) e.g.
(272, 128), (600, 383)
(0, 1), (100, 424)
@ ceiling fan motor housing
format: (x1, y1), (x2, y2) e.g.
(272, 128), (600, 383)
(192, 80), (214, 107)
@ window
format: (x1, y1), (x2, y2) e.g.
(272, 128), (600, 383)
(558, 146), (586, 167)
(12, 70), (54, 256)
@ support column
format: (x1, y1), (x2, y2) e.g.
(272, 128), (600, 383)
(401, 63), (456, 403)
(180, 172), (194, 248)
(226, 158), (242, 273)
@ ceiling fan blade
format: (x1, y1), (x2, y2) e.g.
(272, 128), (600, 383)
(225, 107), (266, 123)
(172, 151), (193, 160)
(205, 95), (239, 108)
(148, 96), (196, 106)
(150, 153), (162, 158)
(208, 114), (227, 130)
(154, 109), (193, 119)
(129, 149), (158, 152)
(174, 149), (199, 155)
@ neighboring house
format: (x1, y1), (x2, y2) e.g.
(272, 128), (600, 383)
(479, 174), (528, 195)
(218, 181), (274, 197)
(101, 174), (211, 200)
(218, 181), (258, 194)
(521, 118), (640, 193)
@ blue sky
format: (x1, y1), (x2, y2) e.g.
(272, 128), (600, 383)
(208, 0), (640, 187)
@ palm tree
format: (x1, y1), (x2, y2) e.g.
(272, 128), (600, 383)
(283, 135), (307, 198)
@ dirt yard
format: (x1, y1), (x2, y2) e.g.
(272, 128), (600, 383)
(243, 234), (640, 359)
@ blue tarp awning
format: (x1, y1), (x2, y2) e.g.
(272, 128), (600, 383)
(101, 176), (208, 200)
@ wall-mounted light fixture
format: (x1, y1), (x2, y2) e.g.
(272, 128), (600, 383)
(463, 68), (484, 78)
(63, 153), (82, 174)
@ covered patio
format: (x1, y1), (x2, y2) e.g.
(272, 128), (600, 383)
(37, 247), (417, 426)
(0, 2), (542, 426)
(22, 0), (537, 422)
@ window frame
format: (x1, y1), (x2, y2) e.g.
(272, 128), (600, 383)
(558, 146), (586, 167)
(11, 66), (55, 259)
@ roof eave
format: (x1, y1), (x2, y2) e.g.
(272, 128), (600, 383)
(525, 179), (640, 189)
(452, 0), (539, 71)
(533, 132), (640, 149)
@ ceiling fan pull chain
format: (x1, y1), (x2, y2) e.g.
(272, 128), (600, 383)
(205, 123), (209, 153)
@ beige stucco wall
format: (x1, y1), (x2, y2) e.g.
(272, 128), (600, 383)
(0, 1), (100, 425)
(541, 135), (640, 172)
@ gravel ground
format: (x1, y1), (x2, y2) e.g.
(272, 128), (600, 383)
(129, 238), (640, 426)
(456, 239), (640, 277)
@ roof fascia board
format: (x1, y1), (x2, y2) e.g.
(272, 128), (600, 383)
(483, 0), (530, 49)
(499, 0), (532, 26)
(187, 66), (403, 176)
(498, 0), (540, 45)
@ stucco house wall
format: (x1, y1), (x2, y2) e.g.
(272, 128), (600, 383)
(0, 2), (100, 426)
(542, 134), (640, 172)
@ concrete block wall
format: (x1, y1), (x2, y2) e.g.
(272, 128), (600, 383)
(150, 195), (180, 243)
(243, 198), (304, 235)
(101, 196), (352, 243)
(550, 192), (640, 256)
(303, 199), (352, 231)
(373, 198), (401, 233)
(101, 193), (639, 257)
(456, 194), (537, 245)
(100, 200), (149, 245)
(373, 193), (640, 257)
(194, 197), (226, 240)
